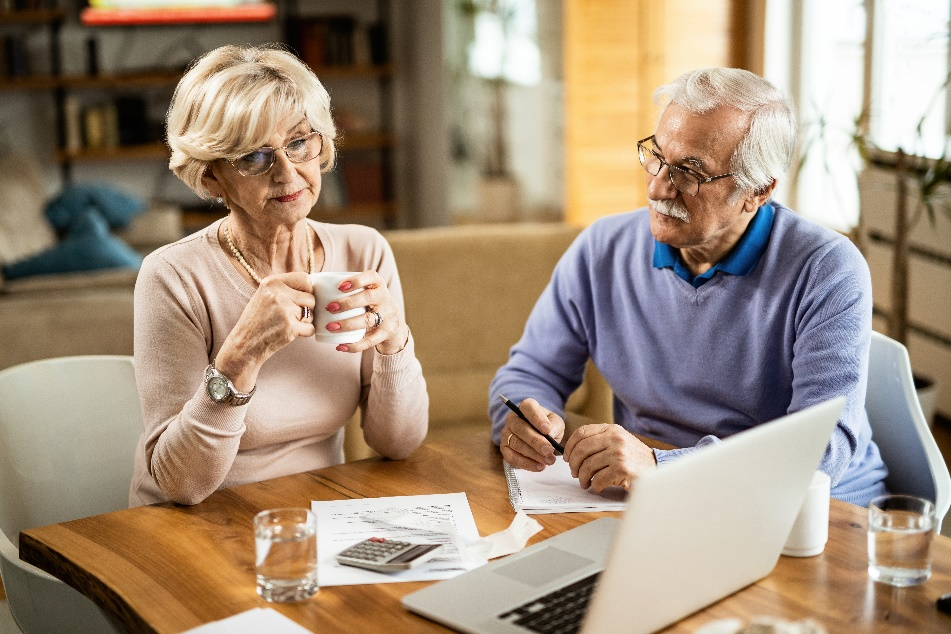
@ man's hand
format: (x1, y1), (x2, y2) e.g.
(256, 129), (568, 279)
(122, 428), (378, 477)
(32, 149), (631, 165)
(563, 424), (657, 493)
(499, 398), (566, 471)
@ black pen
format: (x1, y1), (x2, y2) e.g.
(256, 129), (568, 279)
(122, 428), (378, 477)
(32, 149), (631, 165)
(498, 394), (565, 455)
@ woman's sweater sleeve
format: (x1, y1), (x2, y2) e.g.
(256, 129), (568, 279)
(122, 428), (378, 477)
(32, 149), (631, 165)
(134, 251), (247, 505)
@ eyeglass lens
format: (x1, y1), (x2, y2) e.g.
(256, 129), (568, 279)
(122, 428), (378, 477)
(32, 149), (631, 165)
(638, 141), (700, 196)
(232, 132), (322, 176)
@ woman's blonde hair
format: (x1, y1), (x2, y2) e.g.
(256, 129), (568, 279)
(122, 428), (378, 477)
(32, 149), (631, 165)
(166, 43), (337, 197)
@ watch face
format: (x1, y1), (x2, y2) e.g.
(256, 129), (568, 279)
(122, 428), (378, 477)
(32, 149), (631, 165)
(208, 376), (230, 402)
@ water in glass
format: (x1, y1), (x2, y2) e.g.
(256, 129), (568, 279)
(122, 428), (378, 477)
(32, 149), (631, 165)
(255, 510), (318, 602)
(868, 507), (934, 586)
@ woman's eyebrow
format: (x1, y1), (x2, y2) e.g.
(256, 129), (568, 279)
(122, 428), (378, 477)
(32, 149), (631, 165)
(284, 118), (310, 137)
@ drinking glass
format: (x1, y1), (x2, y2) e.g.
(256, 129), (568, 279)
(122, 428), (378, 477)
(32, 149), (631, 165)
(254, 508), (319, 602)
(867, 494), (935, 587)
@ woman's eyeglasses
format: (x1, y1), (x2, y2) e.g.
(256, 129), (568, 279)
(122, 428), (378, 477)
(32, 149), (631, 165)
(227, 131), (323, 177)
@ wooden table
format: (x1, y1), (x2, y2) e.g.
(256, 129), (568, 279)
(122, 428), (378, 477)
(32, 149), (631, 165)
(20, 430), (951, 633)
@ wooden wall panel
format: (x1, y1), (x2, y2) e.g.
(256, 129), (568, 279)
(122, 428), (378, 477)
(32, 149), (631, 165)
(564, 0), (750, 225)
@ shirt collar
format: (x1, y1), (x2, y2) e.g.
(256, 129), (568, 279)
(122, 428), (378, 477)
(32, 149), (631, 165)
(652, 202), (775, 287)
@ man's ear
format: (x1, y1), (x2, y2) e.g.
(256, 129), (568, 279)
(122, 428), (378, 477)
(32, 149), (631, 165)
(744, 178), (777, 213)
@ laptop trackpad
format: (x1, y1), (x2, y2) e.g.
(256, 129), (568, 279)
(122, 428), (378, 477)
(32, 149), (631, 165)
(493, 547), (595, 587)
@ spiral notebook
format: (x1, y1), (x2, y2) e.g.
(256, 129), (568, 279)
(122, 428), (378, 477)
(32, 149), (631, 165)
(503, 459), (628, 514)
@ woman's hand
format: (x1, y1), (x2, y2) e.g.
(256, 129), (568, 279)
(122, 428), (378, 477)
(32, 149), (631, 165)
(213, 272), (316, 390)
(322, 270), (409, 355)
(499, 398), (566, 471)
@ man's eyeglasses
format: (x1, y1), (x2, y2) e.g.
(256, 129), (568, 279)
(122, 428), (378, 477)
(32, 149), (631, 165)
(637, 135), (733, 196)
(227, 131), (323, 177)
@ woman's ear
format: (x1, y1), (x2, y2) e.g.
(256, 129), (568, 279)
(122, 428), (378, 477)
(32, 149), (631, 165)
(201, 164), (223, 198)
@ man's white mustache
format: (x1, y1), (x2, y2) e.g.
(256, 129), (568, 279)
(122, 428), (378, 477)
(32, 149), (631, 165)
(649, 198), (691, 223)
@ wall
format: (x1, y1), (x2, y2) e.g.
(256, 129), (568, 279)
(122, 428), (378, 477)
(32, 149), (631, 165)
(563, 0), (740, 226)
(860, 165), (951, 417)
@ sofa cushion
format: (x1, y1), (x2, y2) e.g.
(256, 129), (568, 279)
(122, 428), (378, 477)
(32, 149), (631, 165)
(0, 153), (56, 268)
(3, 209), (142, 280)
(45, 183), (146, 231)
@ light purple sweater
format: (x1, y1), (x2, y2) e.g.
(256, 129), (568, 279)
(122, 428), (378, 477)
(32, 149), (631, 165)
(489, 203), (887, 506)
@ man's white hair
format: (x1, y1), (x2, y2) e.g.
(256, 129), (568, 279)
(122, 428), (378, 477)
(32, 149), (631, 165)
(654, 68), (797, 195)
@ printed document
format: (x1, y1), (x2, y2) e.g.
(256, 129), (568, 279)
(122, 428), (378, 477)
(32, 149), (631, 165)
(313, 493), (483, 586)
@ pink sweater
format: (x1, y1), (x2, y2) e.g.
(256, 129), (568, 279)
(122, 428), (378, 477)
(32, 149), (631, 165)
(129, 219), (428, 506)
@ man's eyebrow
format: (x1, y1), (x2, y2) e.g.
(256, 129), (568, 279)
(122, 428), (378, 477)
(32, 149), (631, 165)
(653, 140), (706, 171)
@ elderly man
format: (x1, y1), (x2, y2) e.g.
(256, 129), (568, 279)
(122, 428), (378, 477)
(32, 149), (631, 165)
(489, 67), (887, 507)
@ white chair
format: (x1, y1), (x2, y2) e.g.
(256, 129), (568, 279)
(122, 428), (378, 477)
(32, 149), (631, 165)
(0, 356), (142, 633)
(866, 332), (951, 532)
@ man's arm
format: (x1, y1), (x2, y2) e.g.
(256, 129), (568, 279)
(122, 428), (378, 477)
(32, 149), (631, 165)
(488, 233), (595, 445)
(787, 237), (874, 489)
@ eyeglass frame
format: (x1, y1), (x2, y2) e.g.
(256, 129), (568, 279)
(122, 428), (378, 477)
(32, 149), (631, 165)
(225, 131), (324, 177)
(636, 135), (734, 196)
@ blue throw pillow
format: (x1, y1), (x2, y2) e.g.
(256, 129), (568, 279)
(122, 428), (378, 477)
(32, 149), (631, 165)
(2, 208), (142, 280)
(45, 183), (146, 231)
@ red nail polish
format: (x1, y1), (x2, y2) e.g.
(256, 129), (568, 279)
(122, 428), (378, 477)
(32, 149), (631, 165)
(338, 281), (352, 291)
(326, 322), (340, 331)
(326, 302), (340, 312)
(336, 344), (349, 352)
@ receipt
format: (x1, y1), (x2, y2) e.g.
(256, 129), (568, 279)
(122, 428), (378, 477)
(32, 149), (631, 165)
(363, 507), (543, 563)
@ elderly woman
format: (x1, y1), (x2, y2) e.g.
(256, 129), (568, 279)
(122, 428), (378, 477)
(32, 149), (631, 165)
(129, 44), (428, 507)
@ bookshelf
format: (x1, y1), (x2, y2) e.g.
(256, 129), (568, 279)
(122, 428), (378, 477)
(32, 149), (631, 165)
(0, 3), (279, 183)
(286, 2), (397, 229)
(1, 1), (399, 231)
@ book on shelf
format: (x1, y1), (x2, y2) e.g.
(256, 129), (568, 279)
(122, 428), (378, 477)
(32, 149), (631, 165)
(63, 95), (156, 153)
(290, 15), (382, 70)
(3, 34), (30, 77)
(340, 158), (385, 205)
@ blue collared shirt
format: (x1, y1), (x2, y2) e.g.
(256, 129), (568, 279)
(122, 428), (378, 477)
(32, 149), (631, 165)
(652, 202), (775, 287)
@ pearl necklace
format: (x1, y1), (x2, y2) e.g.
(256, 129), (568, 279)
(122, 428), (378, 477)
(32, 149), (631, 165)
(224, 218), (314, 285)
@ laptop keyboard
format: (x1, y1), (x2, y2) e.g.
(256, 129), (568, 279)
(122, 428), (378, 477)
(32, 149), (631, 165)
(496, 572), (601, 634)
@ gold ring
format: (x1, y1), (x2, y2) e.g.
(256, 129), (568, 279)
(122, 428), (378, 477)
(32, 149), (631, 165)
(506, 432), (514, 448)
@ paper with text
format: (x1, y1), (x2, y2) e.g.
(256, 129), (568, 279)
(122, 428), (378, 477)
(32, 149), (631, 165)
(312, 493), (484, 586)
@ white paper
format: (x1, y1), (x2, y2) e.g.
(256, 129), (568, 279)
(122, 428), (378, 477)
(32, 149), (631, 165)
(504, 459), (628, 513)
(313, 493), (484, 586)
(182, 608), (313, 633)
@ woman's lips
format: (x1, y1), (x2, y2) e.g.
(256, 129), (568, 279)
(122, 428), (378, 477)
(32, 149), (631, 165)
(275, 190), (303, 203)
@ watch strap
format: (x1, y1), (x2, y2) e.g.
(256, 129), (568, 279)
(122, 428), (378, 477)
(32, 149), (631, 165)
(204, 362), (255, 406)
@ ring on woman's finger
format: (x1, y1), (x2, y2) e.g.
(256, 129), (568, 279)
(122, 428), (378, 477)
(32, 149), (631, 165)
(506, 432), (514, 448)
(300, 305), (312, 322)
(370, 311), (383, 328)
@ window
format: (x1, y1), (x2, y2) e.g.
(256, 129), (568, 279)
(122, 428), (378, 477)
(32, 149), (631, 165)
(766, 0), (951, 231)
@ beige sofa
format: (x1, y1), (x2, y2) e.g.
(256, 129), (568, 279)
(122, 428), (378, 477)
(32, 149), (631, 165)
(0, 205), (182, 372)
(344, 223), (613, 459)
(0, 221), (612, 459)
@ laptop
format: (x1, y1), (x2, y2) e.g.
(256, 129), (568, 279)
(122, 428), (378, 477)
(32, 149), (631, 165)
(402, 397), (844, 634)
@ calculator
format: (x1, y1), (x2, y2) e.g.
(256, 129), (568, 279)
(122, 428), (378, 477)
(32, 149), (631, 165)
(335, 537), (443, 572)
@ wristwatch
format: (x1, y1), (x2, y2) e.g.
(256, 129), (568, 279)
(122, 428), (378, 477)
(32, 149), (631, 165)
(204, 362), (255, 406)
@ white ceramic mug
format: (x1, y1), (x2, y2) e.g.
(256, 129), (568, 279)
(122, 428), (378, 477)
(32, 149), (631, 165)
(309, 272), (366, 345)
(782, 470), (830, 557)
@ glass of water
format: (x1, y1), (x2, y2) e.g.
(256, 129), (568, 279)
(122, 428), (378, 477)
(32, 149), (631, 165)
(254, 508), (319, 602)
(867, 494), (936, 587)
